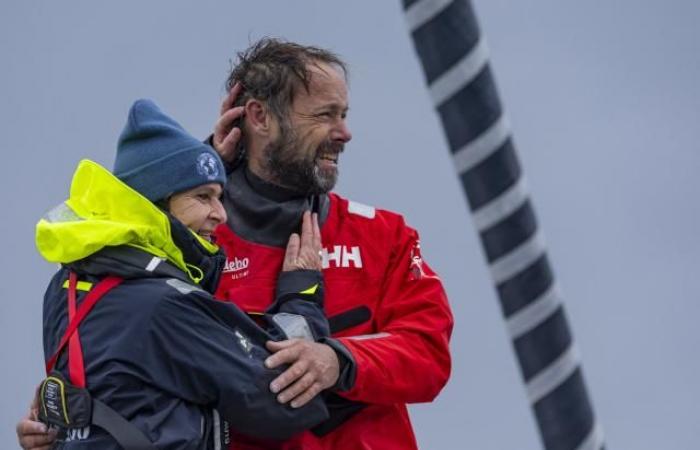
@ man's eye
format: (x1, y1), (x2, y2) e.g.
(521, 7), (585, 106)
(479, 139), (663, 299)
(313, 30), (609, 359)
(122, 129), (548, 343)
(197, 194), (209, 201)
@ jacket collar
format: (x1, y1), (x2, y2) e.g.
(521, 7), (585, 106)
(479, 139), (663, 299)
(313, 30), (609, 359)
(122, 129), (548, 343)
(222, 165), (330, 248)
(36, 160), (223, 288)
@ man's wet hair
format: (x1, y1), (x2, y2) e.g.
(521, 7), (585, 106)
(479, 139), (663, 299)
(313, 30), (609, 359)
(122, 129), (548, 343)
(226, 37), (347, 127)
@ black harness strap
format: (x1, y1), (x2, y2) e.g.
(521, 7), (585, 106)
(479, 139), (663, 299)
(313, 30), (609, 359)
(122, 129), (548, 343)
(328, 306), (371, 334)
(92, 399), (157, 450)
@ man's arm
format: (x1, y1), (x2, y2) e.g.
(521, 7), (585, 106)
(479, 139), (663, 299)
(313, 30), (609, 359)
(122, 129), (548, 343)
(335, 224), (453, 404)
(267, 221), (453, 408)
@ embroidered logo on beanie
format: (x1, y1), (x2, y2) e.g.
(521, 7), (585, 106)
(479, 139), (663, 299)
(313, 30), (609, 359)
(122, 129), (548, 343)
(196, 153), (221, 180)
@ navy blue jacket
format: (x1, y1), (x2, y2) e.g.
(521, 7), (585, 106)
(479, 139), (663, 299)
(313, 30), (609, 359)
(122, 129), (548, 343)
(43, 222), (330, 449)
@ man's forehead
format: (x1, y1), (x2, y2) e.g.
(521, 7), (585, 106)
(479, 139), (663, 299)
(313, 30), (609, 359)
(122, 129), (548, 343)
(301, 62), (349, 107)
(308, 61), (345, 80)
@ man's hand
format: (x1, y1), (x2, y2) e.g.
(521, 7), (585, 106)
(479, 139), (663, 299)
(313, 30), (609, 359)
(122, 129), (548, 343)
(212, 82), (245, 163)
(265, 339), (339, 408)
(282, 211), (322, 272)
(16, 388), (57, 450)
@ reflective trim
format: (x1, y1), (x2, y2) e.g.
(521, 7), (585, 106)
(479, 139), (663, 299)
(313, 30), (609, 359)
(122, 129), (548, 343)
(272, 313), (314, 341)
(144, 256), (162, 272)
(347, 332), (391, 341)
(430, 38), (489, 107)
(405, 0), (453, 32)
(212, 409), (221, 450)
(43, 202), (82, 223)
(62, 280), (93, 292)
(300, 283), (319, 295)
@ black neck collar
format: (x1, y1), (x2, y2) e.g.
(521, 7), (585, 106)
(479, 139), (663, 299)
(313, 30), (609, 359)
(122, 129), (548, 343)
(223, 165), (330, 248)
(244, 167), (305, 202)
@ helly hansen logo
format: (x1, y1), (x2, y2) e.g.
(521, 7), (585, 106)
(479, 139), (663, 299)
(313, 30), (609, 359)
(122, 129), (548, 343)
(322, 246), (363, 269)
(223, 257), (249, 273)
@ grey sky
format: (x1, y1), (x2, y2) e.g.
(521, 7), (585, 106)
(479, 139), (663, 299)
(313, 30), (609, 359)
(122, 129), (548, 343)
(2, 1), (699, 448)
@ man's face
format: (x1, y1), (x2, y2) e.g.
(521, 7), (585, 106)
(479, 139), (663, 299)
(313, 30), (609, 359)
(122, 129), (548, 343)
(263, 62), (352, 195)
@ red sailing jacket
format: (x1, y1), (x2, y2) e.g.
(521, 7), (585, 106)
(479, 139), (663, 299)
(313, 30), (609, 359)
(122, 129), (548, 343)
(214, 192), (454, 450)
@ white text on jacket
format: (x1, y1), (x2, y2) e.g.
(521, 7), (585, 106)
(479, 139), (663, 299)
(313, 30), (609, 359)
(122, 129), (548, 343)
(322, 245), (363, 269)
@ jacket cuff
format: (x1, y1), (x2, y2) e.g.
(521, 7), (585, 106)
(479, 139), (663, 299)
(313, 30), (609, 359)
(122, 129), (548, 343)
(321, 338), (357, 392)
(274, 270), (324, 307)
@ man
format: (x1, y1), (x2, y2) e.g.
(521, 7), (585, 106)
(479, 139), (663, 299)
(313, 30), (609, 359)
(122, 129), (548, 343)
(211, 39), (453, 450)
(19, 38), (453, 450)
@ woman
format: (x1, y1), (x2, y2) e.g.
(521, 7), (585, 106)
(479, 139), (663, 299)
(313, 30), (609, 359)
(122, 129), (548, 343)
(36, 99), (330, 449)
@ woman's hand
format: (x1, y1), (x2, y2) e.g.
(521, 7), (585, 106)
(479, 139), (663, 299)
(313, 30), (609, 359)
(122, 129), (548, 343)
(283, 211), (322, 271)
(212, 82), (245, 164)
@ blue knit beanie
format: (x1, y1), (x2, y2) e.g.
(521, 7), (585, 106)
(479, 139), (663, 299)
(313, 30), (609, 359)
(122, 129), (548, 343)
(114, 99), (226, 202)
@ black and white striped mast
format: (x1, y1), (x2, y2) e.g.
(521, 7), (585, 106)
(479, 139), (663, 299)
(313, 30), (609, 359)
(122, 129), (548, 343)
(401, 1), (605, 449)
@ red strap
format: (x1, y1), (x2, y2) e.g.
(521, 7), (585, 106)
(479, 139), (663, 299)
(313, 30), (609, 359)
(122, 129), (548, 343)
(45, 273), (124, 386)
(67, 272), (85, 387)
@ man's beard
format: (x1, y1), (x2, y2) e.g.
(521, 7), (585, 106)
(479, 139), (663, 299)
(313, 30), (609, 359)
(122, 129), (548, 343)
(263, 120), (343, 195)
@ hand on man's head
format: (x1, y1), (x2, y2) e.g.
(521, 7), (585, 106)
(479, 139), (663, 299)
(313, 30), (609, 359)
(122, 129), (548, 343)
(213, 82), (245, 164)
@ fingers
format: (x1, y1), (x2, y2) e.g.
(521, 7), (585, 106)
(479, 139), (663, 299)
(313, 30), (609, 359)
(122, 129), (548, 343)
(266, 339), (297, 352)
(277, 373), (324, 408)
(288, 381), (324, 408)
(212, 106), (245, 162)
(276, 371), (315, 403)
(17, 418), (47, 435)
(281, 211), (322, 271)
(213, 83), (245, 162)
(312, 212), (321, 253)
(295, 211), (321, 270)
(30, 384), (41, 420)
(269, 359), (309, 395)
(299, 210), (313, 251)
(281, 233), (301, 272)
(16, 418), (57, 450)
(265, 341), (339, 408)
(265, 340), (303, 369)
(219, 82), (243, 116)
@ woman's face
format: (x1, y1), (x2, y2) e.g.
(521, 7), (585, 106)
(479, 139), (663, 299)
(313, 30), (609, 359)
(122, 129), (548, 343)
(167, 183), (226, 241)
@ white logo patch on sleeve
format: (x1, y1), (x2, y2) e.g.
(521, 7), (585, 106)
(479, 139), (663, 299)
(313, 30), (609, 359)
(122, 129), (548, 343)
(348, 200), (375, 219)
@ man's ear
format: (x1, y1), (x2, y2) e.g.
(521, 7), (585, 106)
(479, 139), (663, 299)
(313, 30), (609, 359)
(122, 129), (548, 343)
(244, 99), (272, 136)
